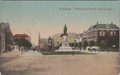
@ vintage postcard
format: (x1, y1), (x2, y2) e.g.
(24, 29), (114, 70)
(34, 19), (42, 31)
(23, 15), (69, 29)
(0, 0), (119, 75)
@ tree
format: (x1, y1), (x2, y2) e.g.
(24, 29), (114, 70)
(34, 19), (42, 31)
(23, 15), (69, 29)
(14, 38), (32, 50)
(82, 41), (88, 49)
(89, 41), (95, 47)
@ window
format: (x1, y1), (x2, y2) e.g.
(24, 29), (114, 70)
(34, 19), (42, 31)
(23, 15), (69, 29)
(103, 31), (105, 36)
(99, 31), (102, 36)
(99, 31), (105, 36)
(114, 31), (116, 35)
(110, 31), (113, 36)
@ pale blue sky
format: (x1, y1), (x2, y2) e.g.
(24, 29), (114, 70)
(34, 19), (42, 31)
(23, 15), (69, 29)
(0, 1), (119, 44)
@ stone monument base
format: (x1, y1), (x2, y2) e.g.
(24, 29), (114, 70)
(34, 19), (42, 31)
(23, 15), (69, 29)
(55, 46), (80, 52)
(59, 46), (72, 50)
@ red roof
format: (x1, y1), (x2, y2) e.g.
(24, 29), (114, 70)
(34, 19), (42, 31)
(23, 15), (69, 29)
(14, 34), (29, 37)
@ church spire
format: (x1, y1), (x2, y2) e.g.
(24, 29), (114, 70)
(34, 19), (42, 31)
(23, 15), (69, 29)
(38, 33), (41, 47)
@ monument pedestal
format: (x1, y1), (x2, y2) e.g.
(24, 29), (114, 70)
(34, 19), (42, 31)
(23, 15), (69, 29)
(55, 35), (73, 52)
(55, 46), (80, 52)
(55, 46), (73, 52)
(59, 46), (72, 50)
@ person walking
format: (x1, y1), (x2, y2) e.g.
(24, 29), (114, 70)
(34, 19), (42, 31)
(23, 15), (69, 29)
(74, 40), (77, 50)
(78, 35), (82, 50)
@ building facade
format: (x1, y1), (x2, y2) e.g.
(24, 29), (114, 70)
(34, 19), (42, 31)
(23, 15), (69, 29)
(0, 22), (14, 53)
(81, 22), (119, 50)
(0, 23), (5, 53)
(37, 33), (49, 50)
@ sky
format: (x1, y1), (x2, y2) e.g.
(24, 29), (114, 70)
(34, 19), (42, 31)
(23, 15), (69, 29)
(0, 1), (119, 45)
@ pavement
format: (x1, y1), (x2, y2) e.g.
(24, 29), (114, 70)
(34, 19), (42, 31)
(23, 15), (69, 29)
(21, 50), (42, 56)
(55, 49), (118, 55)
(0, 50), (21, 64)
(118, 52), (120, 75)
(0, 50), (119, 75)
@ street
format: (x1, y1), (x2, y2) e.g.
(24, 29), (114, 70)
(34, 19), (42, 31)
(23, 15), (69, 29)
(0, 50), (118, 75)
(118, 52), (120, 75)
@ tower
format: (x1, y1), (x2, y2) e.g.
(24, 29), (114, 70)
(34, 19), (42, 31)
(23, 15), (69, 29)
(38, 33), (41, 48)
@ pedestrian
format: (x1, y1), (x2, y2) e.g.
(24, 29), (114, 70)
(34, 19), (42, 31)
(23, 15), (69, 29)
(79, 42), (82, 50)
(74, 40), (77, 50)
(78, 35), (82, 50)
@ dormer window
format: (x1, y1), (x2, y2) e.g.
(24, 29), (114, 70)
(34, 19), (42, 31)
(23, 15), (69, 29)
(106, 24), (109, 29)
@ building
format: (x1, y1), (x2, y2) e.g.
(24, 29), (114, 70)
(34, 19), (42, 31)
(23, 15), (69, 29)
(0, 22), (5, 53)
(81, 22), (119, 50)
(48, 36), (54, 50)
(37, 33), (48, 50)
(14, 34), (31, 42)
(39, 38), (48, 50)
(0, 22), (14, 53)
(13, 34), (31, 50)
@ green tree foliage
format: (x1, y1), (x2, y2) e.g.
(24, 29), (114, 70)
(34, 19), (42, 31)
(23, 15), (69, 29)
(82, 41), (88, 49)
(89, 41), (95, 47)
(14, 38), (32, 49)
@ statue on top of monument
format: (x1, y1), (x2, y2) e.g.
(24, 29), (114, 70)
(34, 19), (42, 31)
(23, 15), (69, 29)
(64, 24), (67, 35)
(60, 24), (68, 37)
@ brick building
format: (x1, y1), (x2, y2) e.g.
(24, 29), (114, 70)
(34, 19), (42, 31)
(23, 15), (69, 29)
(81, 22), (119, 50)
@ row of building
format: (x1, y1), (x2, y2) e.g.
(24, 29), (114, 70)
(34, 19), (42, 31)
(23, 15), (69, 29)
(0, 22), (119, 52)
(81, 22), (119, 49)
(0, 22), (32, 54)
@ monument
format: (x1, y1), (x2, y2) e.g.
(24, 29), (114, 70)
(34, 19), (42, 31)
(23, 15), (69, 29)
(60, 24), (69, 47)
(55, 24), (72, 52)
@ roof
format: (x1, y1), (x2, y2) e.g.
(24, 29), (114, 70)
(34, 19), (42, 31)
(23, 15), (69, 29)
(89, 22), (119, 30)
(14, 34), (29, 37)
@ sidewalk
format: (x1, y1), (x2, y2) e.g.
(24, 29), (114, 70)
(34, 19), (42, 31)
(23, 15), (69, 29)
(0, 50), (21, 65)
(80, 49), (118, 55)
(21, 50), (42, 56)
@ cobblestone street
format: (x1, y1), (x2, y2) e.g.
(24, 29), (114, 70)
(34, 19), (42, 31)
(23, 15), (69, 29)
(0, 50), (118, 75)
